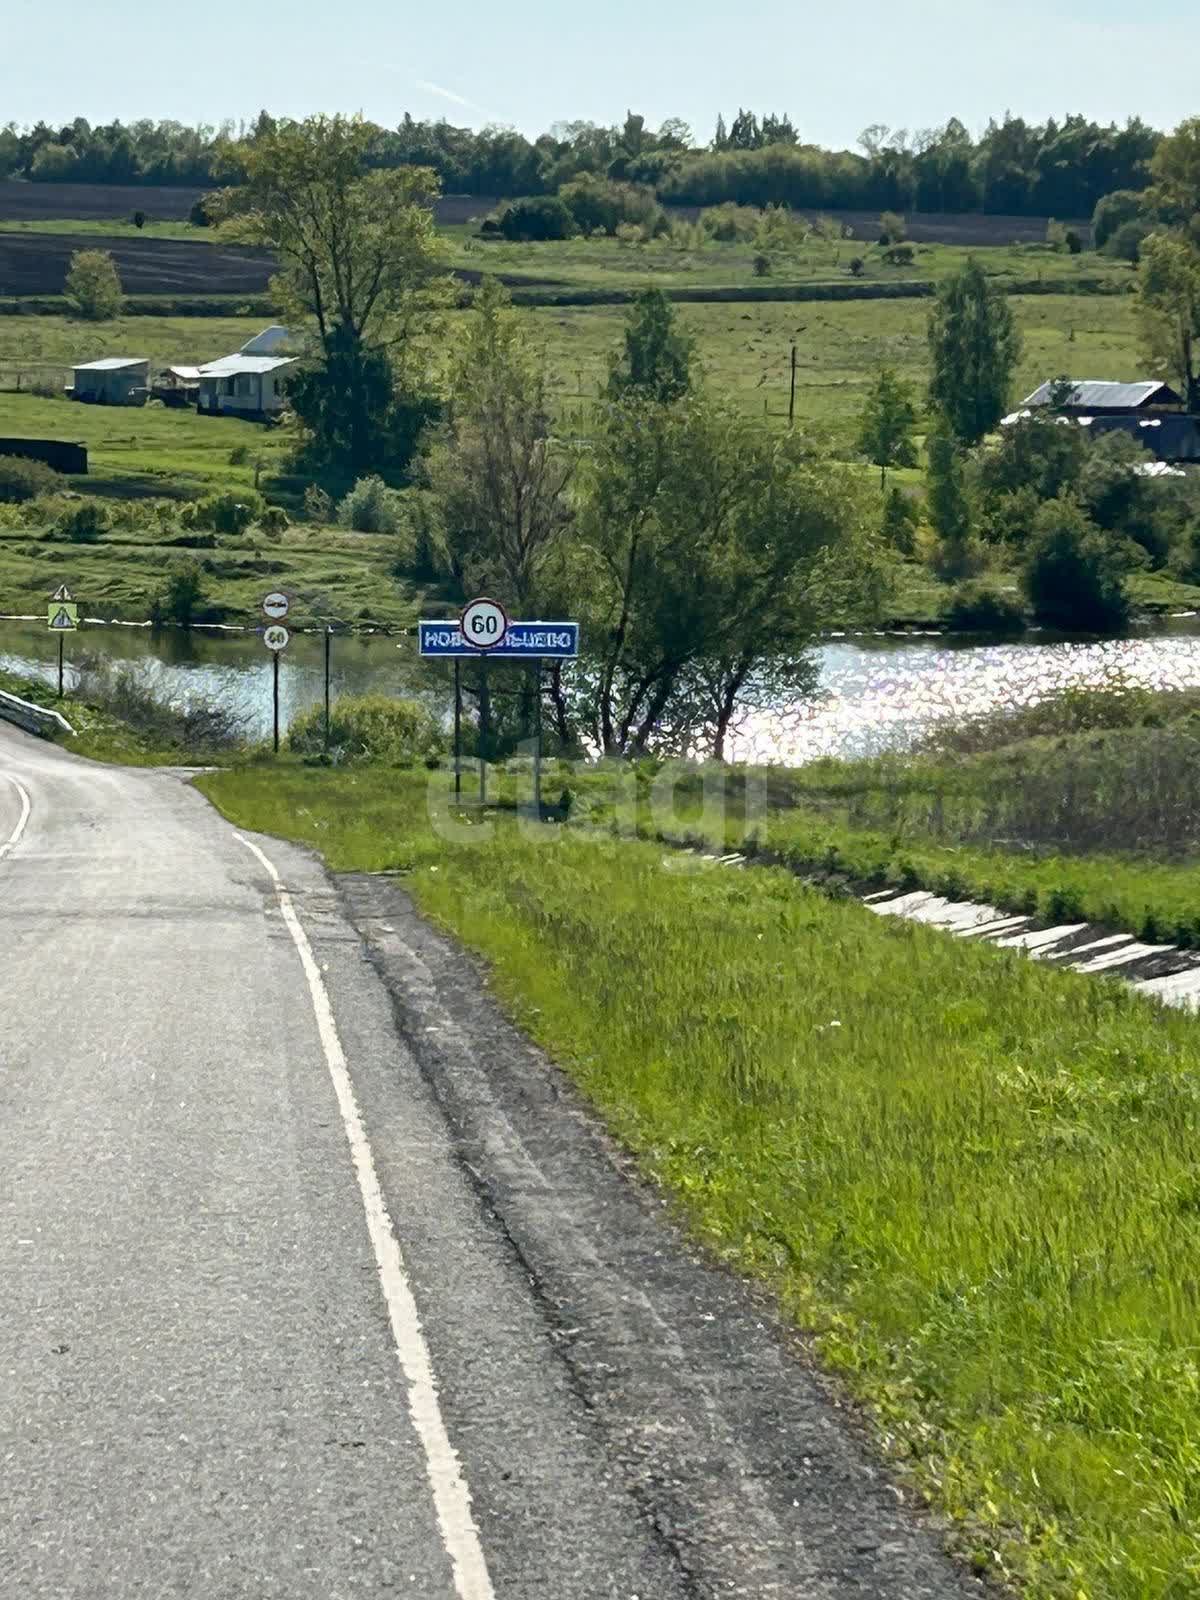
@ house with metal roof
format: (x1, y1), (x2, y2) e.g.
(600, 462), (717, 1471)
(66, 357), (151, 407)
(1020, 379), (1185, 414)
(196, 353), (297, 420)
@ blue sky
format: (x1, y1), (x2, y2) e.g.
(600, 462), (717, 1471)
(4, 0), (1194, 146)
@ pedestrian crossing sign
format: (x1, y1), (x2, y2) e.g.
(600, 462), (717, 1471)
(48, 603), (79, 631)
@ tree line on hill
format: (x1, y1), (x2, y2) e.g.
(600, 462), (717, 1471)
(0, 107), (1162, 221)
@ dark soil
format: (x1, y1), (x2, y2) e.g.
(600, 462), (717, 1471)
(0, 231), (276, 296)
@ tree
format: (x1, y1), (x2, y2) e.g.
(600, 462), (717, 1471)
(1022, 498), (1130, 632)
(926, 411), (975, 575)
(417, 280), (574, 612)
(927, 258), (1022, 444)
(64, 248), (122, 320)
(857, 367), (918, 488)
(1146, 117), (1200, 229)
(1137, 232), (1200, 411)
(1092, 189), (1146, 250)
(606, 288), (693, 404)
(567, 394), (878, 758)
(212, 115), (445, 477)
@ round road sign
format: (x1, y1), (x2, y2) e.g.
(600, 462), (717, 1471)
(262, 591), (290, 621)
(263, 624), (290, 652)
(460, 596), (509, 651)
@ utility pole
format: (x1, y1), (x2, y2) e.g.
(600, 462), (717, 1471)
(789, 343), (797, 427)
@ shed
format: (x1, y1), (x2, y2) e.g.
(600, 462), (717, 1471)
(196, 354), (297, 420)
(67, 358), (150, 407)
(1021, 379), (1185, 414)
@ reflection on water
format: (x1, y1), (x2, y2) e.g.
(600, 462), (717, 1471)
(4, 617), (1200, 762)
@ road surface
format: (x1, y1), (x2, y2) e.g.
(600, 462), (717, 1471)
(0, 723), (976, 1598)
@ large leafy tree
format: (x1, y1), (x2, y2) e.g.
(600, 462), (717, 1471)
(1137, 232), (1200, 411)
(927, 259), (1022, 445)
(213, 115), (447, 478)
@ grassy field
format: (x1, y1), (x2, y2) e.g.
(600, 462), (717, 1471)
(0, 218), (207, 242)
(192, 756), (1200, 1600)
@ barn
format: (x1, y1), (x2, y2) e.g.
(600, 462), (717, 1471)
(67, 357), (151, 406)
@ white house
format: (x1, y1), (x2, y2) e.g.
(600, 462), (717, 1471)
(196, 353), (297, 419)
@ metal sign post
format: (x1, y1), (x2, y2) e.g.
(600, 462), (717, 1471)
(419, 604), (579, 812)
(261, 592), (291, 754)
(324, 626), (333, 750)
(47, 585), (78, 699)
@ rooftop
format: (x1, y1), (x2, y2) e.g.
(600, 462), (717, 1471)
(73, 357), (149, 372)
(197, 354), (298, 378)
(1022, 379), (1182, 410)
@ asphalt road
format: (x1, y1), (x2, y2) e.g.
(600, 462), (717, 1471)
(0, 723), (979, 1599)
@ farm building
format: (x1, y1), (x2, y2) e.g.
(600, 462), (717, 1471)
(1019, 379), (1186, 415)
(66, 357), (150, 407)
(196, 354), (297, 420)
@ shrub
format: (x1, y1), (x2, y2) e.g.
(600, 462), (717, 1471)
(1022, 497), (1130, 632)
(64, 249), (123, 320)
(188, 195), (214, 228)
(1064, 229), (1084, 255)
(288, 695), (445, 766)
(495, 196), (578, 241)
(259, 505), (289, 537)
(699, 203), (760, 242)
(0, 455), (63, 504)
(881, 243), (916, 267)
(558, 176), (664, 237)
(1092, 189), (1145, 251)
(228, 444), (250, 466)
(57, 500), (111, 544)
(1105, 220), (1150, 263)
(151, 559), (211, 628)
(881, 486), (919, 554)
(303, 483), (335, 524)
(337, 475), (401, 534)
(880, 211), (907, 244)
(190, 490), (265, 535)
(752, 252), (771, 277)
(945, 580), (1027, 632)
(849, 257), (865, 277)
(614, 221), (643, 246)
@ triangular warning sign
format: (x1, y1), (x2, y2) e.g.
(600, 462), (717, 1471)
(49, 607), (73, 630)
(51, 584), (73, 602)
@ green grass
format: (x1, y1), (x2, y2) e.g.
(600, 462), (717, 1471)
(0, 665), (185, 763)
(0, 219), (211, 242)
(0, 518), (430, 627)
(195, 758), (1200, 1599)
(0, 311), (268, 391)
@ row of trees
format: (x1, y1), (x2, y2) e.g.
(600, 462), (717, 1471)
(0, 108), (1162, 220)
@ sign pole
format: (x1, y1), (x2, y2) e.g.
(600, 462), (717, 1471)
(479, 655), (489, 806)
(273, 650), (280, 754)
(57, 634), (64, 699)
(532, 659), (543, 818)
(453, 659), (462, 801)
(324, 626), (332, 750)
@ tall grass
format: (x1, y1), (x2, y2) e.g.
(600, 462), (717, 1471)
(199, 762), (1200, 1598)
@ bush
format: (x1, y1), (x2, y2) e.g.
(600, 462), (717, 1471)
(881, 243), (916, 267)
(945, 580), (1027, 633)
(337, 475), (402, 534)
(1064, 229), (1083, 255)
(288, 695), (445, 766)
(1022, 498), (1130, 632)
(303, 483), (335, 524)
(699, 203), (760, 242)
(752, 252), (771, 277)
(0, 454), (63, 503)
(188, 195), (213, 228)
(849, 257), (865, 277)
(259, 504), (289, 537)
(495, 196), (578, 241)
(1092, 189), (1145, 251)
(188, 490), (265, 536)
(57, 500), (110, 544)
(880, 211), (907, 244)
(151, 559), (211, 628)
(64, 248), (123, 320)
(558, 176), (664, 237)
(1104, 220), (1150, 263)
(881, 486), (919, 554)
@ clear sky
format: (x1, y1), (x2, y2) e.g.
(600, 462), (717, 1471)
(4, 0), (1194, 147)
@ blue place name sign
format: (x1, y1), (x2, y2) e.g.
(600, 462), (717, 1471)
(419, 621), (580, 659)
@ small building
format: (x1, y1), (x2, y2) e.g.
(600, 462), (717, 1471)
(239, 325), (295, 358)
(1019, 379), (1186, 416)
(154, 365), (203, 408)
(66, 358), (150, 407)
(195, 354), (297, 420)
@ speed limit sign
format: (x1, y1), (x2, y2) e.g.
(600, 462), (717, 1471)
(460, 597), (509, 651)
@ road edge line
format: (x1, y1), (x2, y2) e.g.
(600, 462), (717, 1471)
(234, 832), (496, 1600)
(0, 773), (32, 863)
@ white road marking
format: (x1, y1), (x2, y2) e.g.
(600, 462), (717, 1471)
(235, 833), (495, 1600)
(0, 772), (31, 863)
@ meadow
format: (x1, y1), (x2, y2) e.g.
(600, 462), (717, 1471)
(190, 754), (1200, 1600)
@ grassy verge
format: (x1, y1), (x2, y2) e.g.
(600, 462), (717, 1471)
(0, 666), (188, 763)
(197, 759), (1200, 1599)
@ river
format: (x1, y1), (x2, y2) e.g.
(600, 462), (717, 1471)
(3, 615), (1200, 763)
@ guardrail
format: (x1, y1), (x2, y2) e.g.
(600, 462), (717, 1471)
(0, 688), (74, 739)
